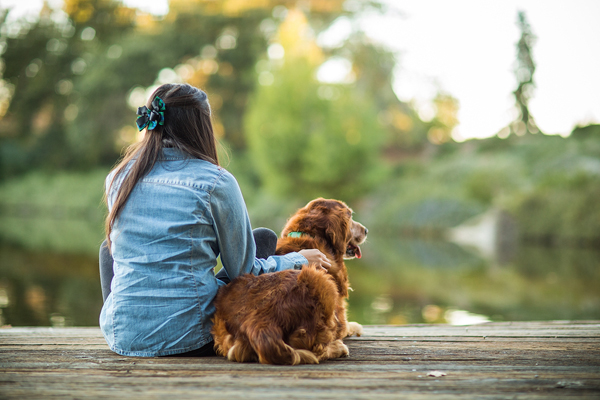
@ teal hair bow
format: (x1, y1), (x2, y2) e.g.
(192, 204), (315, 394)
(136, 96), (165, 131)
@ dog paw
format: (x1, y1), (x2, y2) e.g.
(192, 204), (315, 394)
(347, 321), (363, 337)
(328, 340), (349, 359)
(339, 342), (349, 358)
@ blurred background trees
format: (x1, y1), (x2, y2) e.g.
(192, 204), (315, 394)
(1, 0), (598, 249)
(1, 0), (598, 248)
(245, 9), (386, 202)
(0, 0), (136, 174)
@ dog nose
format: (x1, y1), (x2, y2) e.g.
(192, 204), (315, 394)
(364, 227), (368, 235)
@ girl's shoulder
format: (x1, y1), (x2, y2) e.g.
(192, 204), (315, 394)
(152, 150), (238, 194)
(105, 148), (238, 194)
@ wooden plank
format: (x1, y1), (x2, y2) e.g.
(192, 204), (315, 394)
(362, 322), (600, 338)
(3, 321), (599, 336)
(3, 321), (599, 339)
(1, 323), (599, 399)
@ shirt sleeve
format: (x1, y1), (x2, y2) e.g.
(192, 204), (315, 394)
(105, 166), (128, 210)
(105, 170), (117, 210)
(209, 169), (307, 280)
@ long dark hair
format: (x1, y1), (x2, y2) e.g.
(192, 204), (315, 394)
(105, 83), (219, 250)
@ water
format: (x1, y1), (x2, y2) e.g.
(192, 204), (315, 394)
(346, 234), (600, 325)
(0, 221), (598, 327)
(0, 243), (102, 326)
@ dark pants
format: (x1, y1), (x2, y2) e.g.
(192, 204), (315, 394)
(98, 228), (278, 357)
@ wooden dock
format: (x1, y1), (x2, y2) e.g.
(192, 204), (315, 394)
(1, 321), (599, 399)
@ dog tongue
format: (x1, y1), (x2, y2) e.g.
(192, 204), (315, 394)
(355, 246), (362, 259)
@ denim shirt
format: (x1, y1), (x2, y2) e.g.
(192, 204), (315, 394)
(99, 148), (307, 357)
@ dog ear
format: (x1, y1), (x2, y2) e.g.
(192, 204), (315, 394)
(325, 208), (349, 256)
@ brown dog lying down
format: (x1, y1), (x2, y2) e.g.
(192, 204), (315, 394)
(211, 198), (367, 365)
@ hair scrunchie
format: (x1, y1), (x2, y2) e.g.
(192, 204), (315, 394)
(136, 96), (166, 131)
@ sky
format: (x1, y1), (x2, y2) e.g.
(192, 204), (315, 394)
(357, 0), (600, 140)
(3, 0), (600, 140)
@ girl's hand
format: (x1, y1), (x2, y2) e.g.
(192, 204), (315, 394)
(298, 249), (332, 271)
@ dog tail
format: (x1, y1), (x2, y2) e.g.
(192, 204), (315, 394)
(248, 325), (318, 365)
(211, 315), (231, 357)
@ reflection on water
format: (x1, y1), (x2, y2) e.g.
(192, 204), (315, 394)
(0, 244), (102, 326)
(346, 234), (600, 325)
(0, 226), (599, 327)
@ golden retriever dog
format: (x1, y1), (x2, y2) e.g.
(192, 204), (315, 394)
(211, 198), (367, 365)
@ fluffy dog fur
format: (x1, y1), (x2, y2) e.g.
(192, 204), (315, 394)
(211, 198), (367, 365)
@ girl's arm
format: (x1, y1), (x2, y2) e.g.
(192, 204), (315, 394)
(209, 170), (306, 281)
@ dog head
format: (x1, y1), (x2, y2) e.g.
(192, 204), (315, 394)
(282, 198), (367, 259)
(345, 218), (367, 259)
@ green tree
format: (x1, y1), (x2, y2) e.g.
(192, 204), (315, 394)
(0, 0), (135, 176)
(246, 60), (386, 202)
(0, 0), (370, 178)
(508, 11), (540, 136)
(245, 10), (386, 201)
(67, 4), (272, 165)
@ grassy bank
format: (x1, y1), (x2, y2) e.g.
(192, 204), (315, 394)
(0, 169), (108, 255)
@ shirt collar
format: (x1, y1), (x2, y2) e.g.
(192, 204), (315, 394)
(159, 147), (189, 161)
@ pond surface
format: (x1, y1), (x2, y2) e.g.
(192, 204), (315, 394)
(0, 217), (599, 327)
(346, 234), (600, 325)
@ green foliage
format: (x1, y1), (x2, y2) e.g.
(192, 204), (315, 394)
(482, 126), (600, 245)
(245, 59), (387, 202)
(514, 173), (600, 245)
(68, 6), (279, 164)
(0, 168), (107, 254)
(0, 0), (136, 175)
(0, 168), (107, 210)
(364, 126), (600, 246)
(1, 1), (381, 179)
